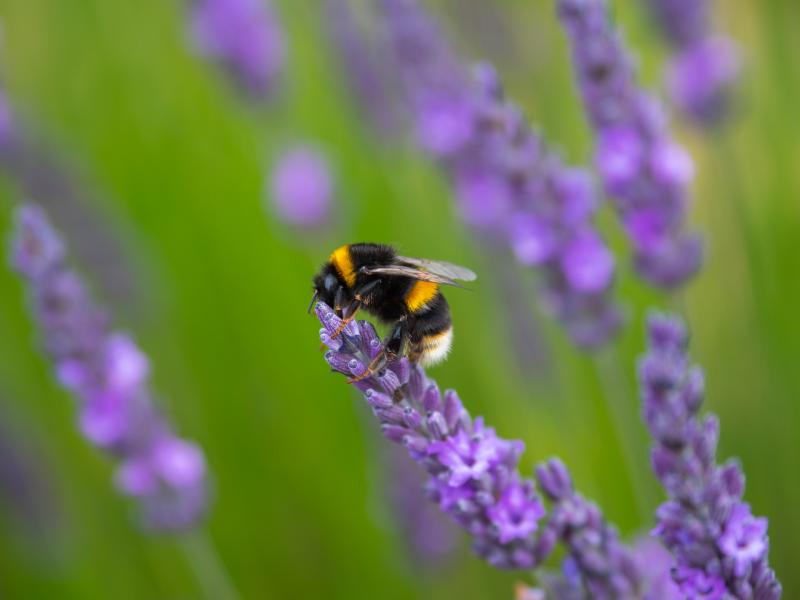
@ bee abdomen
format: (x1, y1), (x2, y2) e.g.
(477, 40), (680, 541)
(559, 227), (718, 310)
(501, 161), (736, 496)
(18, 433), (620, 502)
(407, 293), (452, 366)
(411, 326), (454, 366)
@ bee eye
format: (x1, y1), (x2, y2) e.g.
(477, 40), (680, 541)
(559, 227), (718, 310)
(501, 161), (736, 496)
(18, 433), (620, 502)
(324, 274), (337, 291)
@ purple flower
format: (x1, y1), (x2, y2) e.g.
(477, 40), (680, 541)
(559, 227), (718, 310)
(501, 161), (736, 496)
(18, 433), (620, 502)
(718, 504), (769, 579)
(382, 445), (458, 567)
(378, 0), (472, 159)
(639, 312), (781, 598)
(0, 411), (59, 535)
(560, 230), (615, 294)
(0, 99), (141, 308)
(509, 213), (558, 266)
(536, 458), (641, 599)
(428, 418), (504, 486)
(416, 94), (475, 157)
(642, 0), (740, 125)
(11, 202), (66, 279)
(667, 36), (740, 126)
(642, 0), (709, 47)
(314, 301), (640, 589)
(631, 538), (682, 599)
(596, 126), (645, 193)
(558, 0), (703, 288)
(456, 167), (514, 230)
(324, 0), (400, 136)
(0, 89), (14, 147)
(487, 479), (546, 544)
(673, 566), (727, 599)
(380, 0), (621, 348)
(268, 145), (334, 230)
(190, 0), (286, 97)
(10, 204), (208, 530)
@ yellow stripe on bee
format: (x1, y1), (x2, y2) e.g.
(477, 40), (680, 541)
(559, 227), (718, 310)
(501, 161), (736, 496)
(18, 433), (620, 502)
(405, 280), (439, 312)
(330, 245), (357, 287)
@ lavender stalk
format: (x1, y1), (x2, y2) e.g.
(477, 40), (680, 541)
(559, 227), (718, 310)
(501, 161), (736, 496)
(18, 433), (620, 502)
(380, 0), (622, 348)
(10, 203), (208, 530)
(0, 89), (14, 148)
(557, 0), (703, 288)
(382, 444), (458, 568)
(643, 0), (740, 126)
(324, 0), (401, 136)
(639, 313), (781, 598)
(520, 537), (681, 599)
(0, 407), (60, 536)
(189, 0), (286, 98)
(315, 301), (641, 595)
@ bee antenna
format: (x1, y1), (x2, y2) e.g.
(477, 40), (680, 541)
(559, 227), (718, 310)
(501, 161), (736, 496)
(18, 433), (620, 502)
(307, 290), (319, 314)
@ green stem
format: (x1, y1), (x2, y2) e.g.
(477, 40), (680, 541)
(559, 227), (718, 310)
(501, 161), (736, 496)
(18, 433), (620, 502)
(712, 131), (763, 306)
(591, 349), (654, 528)
(179, 530), (241, 600)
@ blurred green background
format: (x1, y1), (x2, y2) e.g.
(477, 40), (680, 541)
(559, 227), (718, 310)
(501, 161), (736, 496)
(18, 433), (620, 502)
(0, 0), (798, 598)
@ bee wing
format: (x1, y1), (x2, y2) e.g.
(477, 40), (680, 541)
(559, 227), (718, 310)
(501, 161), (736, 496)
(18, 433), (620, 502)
(359, 264), (466, 288)
(397, 256), (477, 282)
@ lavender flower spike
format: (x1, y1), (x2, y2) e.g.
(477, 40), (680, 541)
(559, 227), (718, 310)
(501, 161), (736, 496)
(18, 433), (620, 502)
(536, 458), (641, 598)
(315, 301), (641, 594)
(380, 0), (621, 348)
(383, 444), (457, 567)
(0, 89), (14, 148)
(643, 0), (740, 125)
(557, 0), (703, 288)
(10, 204), (207, 530)
(325, 0), (400, 135)
(190, 0), (286, 97)
(639, 313), (781, 598)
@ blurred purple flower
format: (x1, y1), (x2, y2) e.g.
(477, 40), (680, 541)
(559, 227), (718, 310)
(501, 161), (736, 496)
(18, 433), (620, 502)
(324, 0), (401, 135)
(190, 0), (286, 97)
(380, 0), (622, 349)
(643, 0), (740, 125)
(519, 521), (682, 598)
(0, 90), (14, 147)
(667, 36), (740, 126)
(10, 204), (208, 530)
(0, 410), (60, 535)
(315, 302), (641, 592)
(672, 565), (728, 598)
(378, 0), (471, 159)
(632, 537), (682, 599)
(487, 480), (547, 545)
(536, 458), (642, 598)
(639, 313), (781, 598)
(643, 0), (708, 46)
(0, 89), (141, 307)
(268, 145), (334, 230)
(383, 445), (457, 567)
(557, 0), (703, 288)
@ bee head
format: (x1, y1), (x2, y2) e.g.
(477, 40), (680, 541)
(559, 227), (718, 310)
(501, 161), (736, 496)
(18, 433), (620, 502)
(311, 263), (351, 312)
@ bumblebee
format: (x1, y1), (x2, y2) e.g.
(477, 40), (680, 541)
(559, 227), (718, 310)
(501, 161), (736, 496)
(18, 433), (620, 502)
(311, 243), (476, 381)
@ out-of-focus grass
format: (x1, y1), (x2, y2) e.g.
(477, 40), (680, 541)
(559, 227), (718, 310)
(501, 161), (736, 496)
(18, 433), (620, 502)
(0, 0), (798, 598)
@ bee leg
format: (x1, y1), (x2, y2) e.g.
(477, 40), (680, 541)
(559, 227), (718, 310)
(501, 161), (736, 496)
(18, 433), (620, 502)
(333, 286), (348, 315)
(329, 300), (363, 341)
(348, 321), (407, 384)
(330, 280), (382, 340)
(354, 278), (382, 303)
